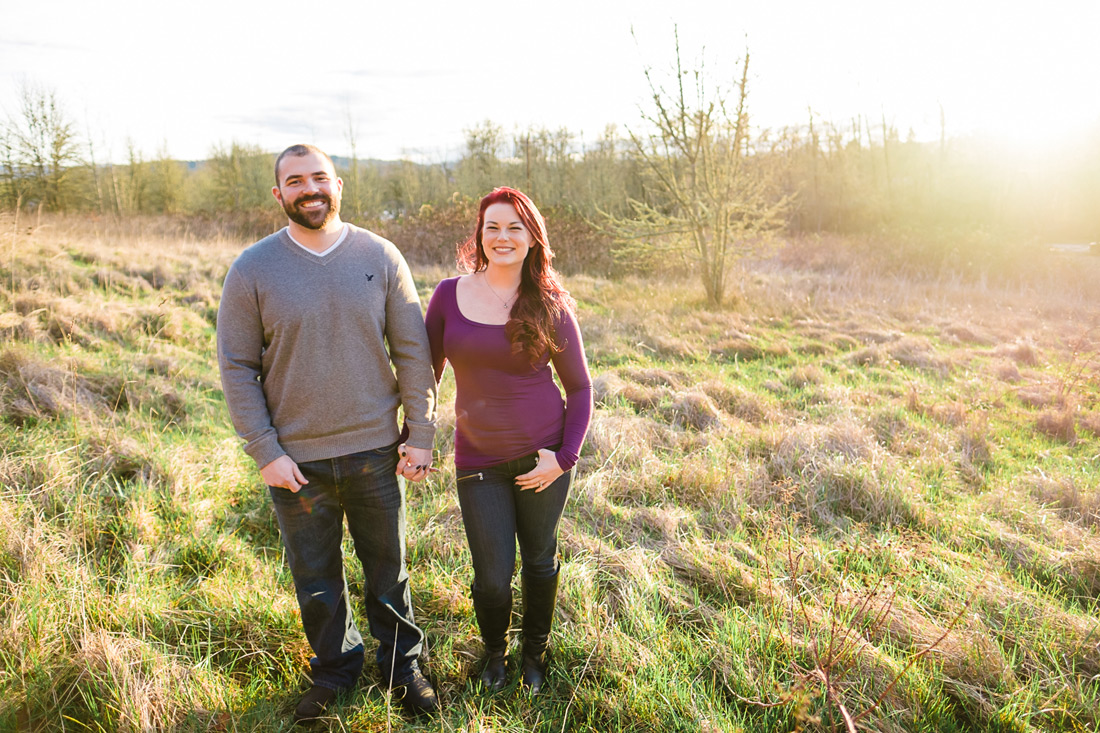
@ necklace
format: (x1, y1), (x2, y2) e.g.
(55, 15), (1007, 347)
(480, 272), (518, 310)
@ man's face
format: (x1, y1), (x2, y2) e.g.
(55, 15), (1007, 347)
(273, 152), (342, 230)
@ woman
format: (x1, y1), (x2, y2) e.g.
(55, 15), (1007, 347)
(425, 187), (592, 695)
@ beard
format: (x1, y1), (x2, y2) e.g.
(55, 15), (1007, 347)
(282, 192), (340, 230)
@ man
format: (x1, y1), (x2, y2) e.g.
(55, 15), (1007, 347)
(216, 144), (439, 724)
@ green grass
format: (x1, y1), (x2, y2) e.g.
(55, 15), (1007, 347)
(0, 215), (1098, 731)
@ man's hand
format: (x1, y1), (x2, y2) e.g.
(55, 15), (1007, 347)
(261, 455), (308, 493)
(396, 444), (434, 483)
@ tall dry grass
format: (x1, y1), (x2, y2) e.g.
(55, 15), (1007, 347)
(0, 214), (1097, 731)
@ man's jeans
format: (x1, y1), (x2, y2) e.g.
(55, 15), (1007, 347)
(455, 452), (573, 606)
(268, 442), (424, 691)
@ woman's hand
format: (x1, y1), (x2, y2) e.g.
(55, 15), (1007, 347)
(515, 448), (564, 492)
(396, 444), (434, 483)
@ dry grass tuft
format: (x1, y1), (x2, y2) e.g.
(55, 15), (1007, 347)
(942, 323), (995, 346)
(711, 338), (764, 362)
(1015, 387), (1060, 409)
(84, 434), (160, 485)
(925, 400), (969, 426)
(1079, 411), (1100, 437)
(795, 340), (832, 356)
(978, 570), (1100, 679)
(595, 369), (742, 425)
(749, 420), (915, 526)
(13, 292), (52, 316)
(956, 419), (995, 485)
(0, 347), (100, 423)
(661, 540), (754, 608)
(621, 382), (671, 412)
(591, 372), (625, 406)
(848, 346), (885, 367)
(698, 381), (769, 424)
(888, 336), (951, 375)
(992, 360), (1021, 382)
(130, 304), (210, 344)
(648, 333), (702, 360)
(664, 391), (722, 430)
(852, 329), (902, 345)
(621, 367), (687, 389)
(868, 407), (927, 455)
(788, 364), (824, 389)
(1035, 409), (1077, 443)
(865, 595), (1016, 689)
(45, 312), (99, 347)
(0, 500), (61, 583)
(3, 297), (148, 348)
(994, 341), (1041, 366)
(0, 311), (40, 342)
(584, 413), (672, 467)
(68, 629), (216, 731)
(93, 267), (155, 294)
(829, 334), (861, 351)
(631, 505), (697, 542)
(671, 456), (749, 513)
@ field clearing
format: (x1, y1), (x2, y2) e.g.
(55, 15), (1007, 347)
(0, 216), (1097, 731)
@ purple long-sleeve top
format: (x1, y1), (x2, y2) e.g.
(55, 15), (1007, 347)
(425, 276), (593, 472)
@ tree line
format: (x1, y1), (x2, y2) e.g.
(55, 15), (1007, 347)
(4, 61), (1099, 305)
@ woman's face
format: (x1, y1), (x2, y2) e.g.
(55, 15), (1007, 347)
(481, 202), (532, 269)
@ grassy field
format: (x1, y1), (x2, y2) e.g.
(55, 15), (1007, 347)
(0, 215), (1097, 732)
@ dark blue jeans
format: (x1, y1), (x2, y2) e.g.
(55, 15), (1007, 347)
(456, 452), (573, 606)
(268, 442), (424, 691)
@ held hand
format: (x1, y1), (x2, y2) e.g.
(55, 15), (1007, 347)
(260, 455), (308, 493)
(515, 448), (564, 492)
(396, 444), (434, 483)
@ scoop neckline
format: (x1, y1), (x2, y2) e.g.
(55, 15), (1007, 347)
(452, 275), (509, 328)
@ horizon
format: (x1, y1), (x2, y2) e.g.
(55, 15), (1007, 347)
(4, 0), (1099, 165)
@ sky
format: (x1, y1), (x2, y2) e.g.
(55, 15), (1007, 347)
(3, 0), (1099, 164)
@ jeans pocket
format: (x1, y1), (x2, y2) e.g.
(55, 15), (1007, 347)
(456, 471), (483, 483)
(364, 440), (400, 458)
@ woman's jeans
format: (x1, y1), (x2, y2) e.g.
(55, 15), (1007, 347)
(456, 452), (573, 606)
(268, 443), (424, 691)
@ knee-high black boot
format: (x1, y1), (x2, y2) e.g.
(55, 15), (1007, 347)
(472, 587), (511, 691)
(521, 570), (559, 695)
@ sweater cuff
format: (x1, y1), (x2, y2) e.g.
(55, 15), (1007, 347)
(554, 452), (578, 472)
(246, 435), (286, 471)
(404, 421), (436, 451)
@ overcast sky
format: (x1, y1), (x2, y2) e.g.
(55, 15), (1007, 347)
(3, 0), (1099, 163)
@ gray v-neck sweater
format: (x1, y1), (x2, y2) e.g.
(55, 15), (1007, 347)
(217, 225), (437, 468)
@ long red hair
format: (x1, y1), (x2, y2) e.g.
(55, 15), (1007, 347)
(457, 187), (575, 362)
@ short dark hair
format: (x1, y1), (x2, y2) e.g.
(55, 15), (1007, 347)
(274, 144), (335, 185)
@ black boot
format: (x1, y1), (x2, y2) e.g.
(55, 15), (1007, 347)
(472, 587), (512, 691)
(521, 570), (559, 695)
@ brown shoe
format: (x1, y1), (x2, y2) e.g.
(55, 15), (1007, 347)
(293, 685), (337, 724)
(392, 670), (439, 716)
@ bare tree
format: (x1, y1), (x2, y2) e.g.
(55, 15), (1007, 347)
(202, 142), (272, 211)
(148, 142), (186, 214)
(5, 82), (82, 212)
(0, 121), (30, 212)
(606, 30), (791, 307)
(455, 121), (505, 196)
